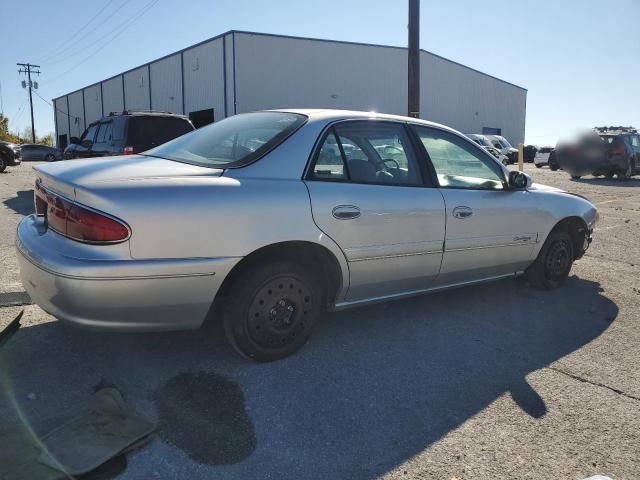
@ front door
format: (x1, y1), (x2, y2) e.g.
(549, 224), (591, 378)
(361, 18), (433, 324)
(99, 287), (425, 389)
(305, 120), (446, 302)
(411, 125), (537, 286)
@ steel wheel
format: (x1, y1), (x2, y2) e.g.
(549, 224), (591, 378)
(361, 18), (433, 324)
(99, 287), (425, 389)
(223, 261), (322, 362)
(543, 238), (572, 282)
(247, 275), (313, 350)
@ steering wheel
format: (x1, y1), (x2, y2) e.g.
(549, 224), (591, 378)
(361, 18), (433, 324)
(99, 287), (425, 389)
(381, 158), (400, 170)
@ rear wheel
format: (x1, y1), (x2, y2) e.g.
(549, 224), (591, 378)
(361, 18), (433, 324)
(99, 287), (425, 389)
(618, 162), (632, 181)
(535, 163), (542, 168)
(604, 172), (615, 179)
(525, 229), (574, 289)
(45, 153), (56, 162)
(570, 175), (581, 180)
(550, 166), (558, 171)
(223, 261), (322, 362)
(0, 154), (6, 173)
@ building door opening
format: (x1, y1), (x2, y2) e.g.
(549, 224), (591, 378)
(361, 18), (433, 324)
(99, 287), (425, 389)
(58, 134), (68, 150)
(482, 127), (502, 135)
(189, 108), (215, 129)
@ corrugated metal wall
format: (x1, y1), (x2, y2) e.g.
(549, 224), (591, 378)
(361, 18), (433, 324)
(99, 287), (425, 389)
(83, 84), (102, 125)
(183, 38), (226, 119)
(420, 51), (526, 145)
(233, 32), (407, 116)
(102, 76), (124, 114)
(67, 90), (85, 138)
(54, 97), (69, 139)
(123, 66), (150, 111)
(150, 54), (183, 114)
(52, 31), (526, 147)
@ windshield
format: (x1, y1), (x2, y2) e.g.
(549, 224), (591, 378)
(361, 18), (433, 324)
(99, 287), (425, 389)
(496, 136), (513, 149)
(474, 136), (492, 147)
(146, 112), (307, 168)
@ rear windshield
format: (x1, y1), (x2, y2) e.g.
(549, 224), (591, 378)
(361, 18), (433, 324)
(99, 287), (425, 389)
(129, 116), (194, 151)
(145, 112), (307, 168)
(600, 136), (616, 144)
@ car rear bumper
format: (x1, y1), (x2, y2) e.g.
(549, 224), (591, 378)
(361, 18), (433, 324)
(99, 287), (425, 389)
(16, 215), (240, 331)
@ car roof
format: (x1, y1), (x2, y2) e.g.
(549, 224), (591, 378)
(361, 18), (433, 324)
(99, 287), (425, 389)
(269, 108), (463, 135)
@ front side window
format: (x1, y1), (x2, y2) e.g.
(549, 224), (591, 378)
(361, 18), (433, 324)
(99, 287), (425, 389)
(413, 126), (505, 190)
(310, 121), (423, 186)
(146, 112), (306, 168)
(631, 135), (639, 147)
(80, 125), (98, 146)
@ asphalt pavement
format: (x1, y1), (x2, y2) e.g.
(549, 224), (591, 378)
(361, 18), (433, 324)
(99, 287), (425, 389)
(1, 161), (639, 479)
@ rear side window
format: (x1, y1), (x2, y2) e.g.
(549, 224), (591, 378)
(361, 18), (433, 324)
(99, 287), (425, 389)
(111, 117), (126, 141)
(95, 122), (112, 143)
(128, 116), (195, 151)
(310, 121), (423, 186)
(631, 136), (639, 147)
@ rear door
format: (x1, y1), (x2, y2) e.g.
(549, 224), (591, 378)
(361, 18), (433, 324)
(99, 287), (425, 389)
(630, 135), (640, 172)
(90, 121), (114, 157)
(411, 125), (538, 285)
(304, 120), (446, 302)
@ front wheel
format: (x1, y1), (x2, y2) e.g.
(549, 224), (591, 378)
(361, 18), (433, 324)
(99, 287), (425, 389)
(0, 154), (6, 173)
(223, 261), (322, 362)
(550, 166), (558, 171)
(535, 163), (542, 168)
(570, 175), (581, 180)
(525, 229), (574, 289)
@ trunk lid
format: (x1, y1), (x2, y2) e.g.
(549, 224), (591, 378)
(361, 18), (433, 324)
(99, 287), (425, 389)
(33, 155), (223, 199)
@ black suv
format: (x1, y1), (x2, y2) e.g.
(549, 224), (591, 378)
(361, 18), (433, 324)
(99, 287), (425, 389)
(558, 127), (640, 180)
(64, 111), (194, 160)
(0, 141), (21, 172)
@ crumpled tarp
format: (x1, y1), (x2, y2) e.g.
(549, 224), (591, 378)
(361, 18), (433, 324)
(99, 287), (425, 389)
(0, 388), (155, 480)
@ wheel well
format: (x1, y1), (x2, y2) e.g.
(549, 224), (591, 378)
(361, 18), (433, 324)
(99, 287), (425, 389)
(213, 241), (343, 313)
(551, 216), (589, 260)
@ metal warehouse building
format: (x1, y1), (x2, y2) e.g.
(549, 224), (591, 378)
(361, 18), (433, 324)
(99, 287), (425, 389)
(53, 30), (527, 148)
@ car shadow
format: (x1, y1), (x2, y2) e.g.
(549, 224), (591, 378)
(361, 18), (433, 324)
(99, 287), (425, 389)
(571, 176), (640, 187)
(0, 275), (616, 478)
(2, 190), (34, 216)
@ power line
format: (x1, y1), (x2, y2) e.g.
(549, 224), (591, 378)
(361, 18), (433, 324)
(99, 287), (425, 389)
(42, 0), (130, 66)
(17, 63), (41, 143)
(37, 0), (116, 63)
(46, 0), (160, 83)
(33, 89), (73, 119)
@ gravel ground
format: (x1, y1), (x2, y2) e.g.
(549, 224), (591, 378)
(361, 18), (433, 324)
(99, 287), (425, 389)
(1, 160), (639, 479)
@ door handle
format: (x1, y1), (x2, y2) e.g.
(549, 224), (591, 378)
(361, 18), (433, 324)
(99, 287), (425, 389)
(332, 205), (361, 220)
(452, 206), (473, 219)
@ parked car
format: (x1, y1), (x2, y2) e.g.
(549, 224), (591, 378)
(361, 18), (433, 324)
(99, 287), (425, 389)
(485, 135), (519, 163)
(523, 145), (538, 162)
(17, 110), (597, 362)
(534, 146), (554, 168)
(20, 144), (63, 162)
(465, 134), (510, 165)
(64, 111), (195, 160)
(548, 148), (559, 171)
(0, 141), (21, 172)
(557, 127), (639, 180)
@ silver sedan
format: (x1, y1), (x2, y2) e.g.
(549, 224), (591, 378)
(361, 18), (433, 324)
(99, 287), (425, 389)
(20, 144), (63, 162)
(16, 110), (597, 361)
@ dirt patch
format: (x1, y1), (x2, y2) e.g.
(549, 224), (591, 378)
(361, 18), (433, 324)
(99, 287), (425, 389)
(153, 371), (256, 465)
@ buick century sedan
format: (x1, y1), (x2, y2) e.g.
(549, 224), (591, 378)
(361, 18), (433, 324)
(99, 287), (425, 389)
(16, 110), (597, 361)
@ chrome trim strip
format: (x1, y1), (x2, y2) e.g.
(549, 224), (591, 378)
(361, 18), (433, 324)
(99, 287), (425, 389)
(445, 242), (534, 253)
(334, 272), (519, 310)
(348, 250), (442, 262)
(16, 247), (218, 281)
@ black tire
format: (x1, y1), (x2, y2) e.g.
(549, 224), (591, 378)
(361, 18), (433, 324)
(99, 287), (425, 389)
(223, 261), (322, 362)
(570, 175), (581, 180)
(618, 162), (632, 181)
(0, 154), (6, 173)
(550, 166), (558, 171)
(45, 153), (56, 162)
(535, 163), (542, 168)
(604, 172), (615, 179)
(525, 229), (574, 289)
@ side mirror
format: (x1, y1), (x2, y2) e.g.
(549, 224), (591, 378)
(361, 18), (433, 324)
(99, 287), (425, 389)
(509, 171), (533, 190)
(70, 137), (81, 145)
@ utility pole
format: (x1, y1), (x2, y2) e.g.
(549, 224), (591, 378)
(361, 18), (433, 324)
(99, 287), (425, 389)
(17, 63), (41, 143)
(408, 0), (420, 118)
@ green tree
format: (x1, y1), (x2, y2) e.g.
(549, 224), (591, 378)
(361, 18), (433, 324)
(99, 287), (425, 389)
(0, 113), (21, 144)
(38, 132), (54, 146)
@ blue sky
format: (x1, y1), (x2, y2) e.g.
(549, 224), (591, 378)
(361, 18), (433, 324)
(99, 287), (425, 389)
(1, 0), (638, 145)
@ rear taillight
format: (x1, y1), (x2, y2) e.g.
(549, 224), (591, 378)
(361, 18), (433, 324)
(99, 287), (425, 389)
(608, 146), (625, 157)
(34, 181), (129, 243)
(123, 146), (135, 155)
